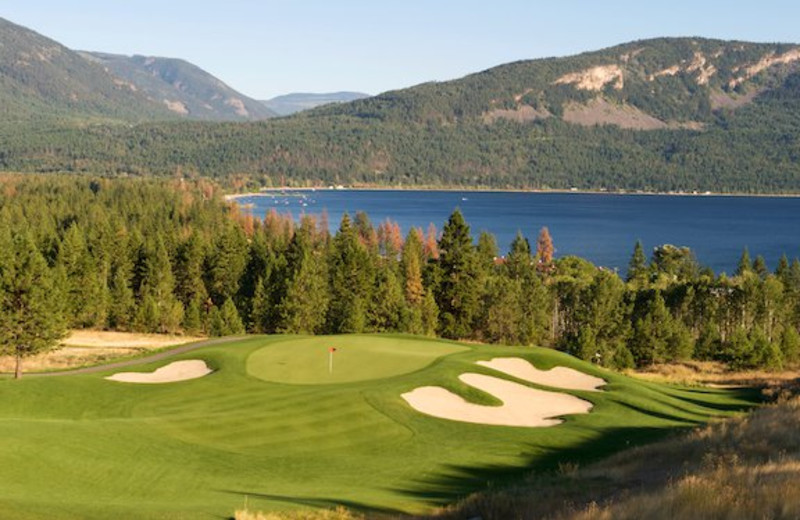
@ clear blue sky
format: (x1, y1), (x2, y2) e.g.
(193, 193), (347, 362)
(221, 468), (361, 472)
(4, 1), (800, 99)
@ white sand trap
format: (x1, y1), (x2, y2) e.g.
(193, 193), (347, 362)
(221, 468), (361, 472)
(106, 360), (212, 384)
(477, 357), (606, 392)
(402, 373), (593, 427)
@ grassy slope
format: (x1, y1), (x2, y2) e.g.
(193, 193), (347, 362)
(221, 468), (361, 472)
(0, 335), (759, 519)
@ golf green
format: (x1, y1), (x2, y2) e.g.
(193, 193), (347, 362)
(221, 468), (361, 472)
(0, 334), (761, 519)
(246, 335), (467, 384)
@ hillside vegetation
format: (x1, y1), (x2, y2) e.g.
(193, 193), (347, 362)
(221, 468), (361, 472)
(2, 35), (800, 192)
(2, 175), (799, 375)
(83, 52), (276, 121)
(0, 17), (273, 123)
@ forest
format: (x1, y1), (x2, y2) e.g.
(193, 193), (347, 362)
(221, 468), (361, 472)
(1, 175), (799, 372)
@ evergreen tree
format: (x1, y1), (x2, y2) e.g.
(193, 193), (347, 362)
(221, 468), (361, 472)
(626, 240), (648, 284)
(368, 269), (406, 332)
(205, 222), (248, 305)
(0, 231), (67, 379)
(420, 289), (439, 337)
(736, 247), (753, 277)
(219, 297), (245, 335)
(327, 214), (373, 333)
(277, 224), (329, 334)
(435, 209), (480, 339)
(135, 236), (183, 333)
(775, 254), (790, 280)
(753, 255), (768, 279)
(182, 298), (204, 335)
(505, 232), (532, 280)
(57, 223), (106, 327)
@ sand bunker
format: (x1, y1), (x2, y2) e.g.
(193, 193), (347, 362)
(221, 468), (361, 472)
(106, 360), (212, 384)
(402, 373), (593, 427)
(477, 357), (606, 392)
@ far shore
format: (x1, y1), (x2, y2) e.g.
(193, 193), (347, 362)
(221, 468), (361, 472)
(225, 185), (800, 200)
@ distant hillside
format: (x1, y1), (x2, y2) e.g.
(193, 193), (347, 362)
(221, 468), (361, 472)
(82, 52), (276, 121)
(3, 36), (800, 193)
(0, 17), (175, 122)
(262, 91), (370, 116)
(316, 37), (800, 129)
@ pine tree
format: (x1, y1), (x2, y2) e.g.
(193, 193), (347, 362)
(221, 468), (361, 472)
(57, 223), (106, 327)
(369, 269), (406, 332)
(626, 240), (648, 283)
(435, 209), (480, 339)
(736, 247), (752, 277)
(182, 298), (204, 335)
(0, 231), (67, 379)
(505, 232), (532, 279)
(277, 224), (329, 334)
(420, 289), (439, 337)
(753, 255), (768, 279)
(328, 214), (373, 333)
(136, 237), (183, 333)
(220, 297), (245, 335)
(775, 254), (790, 280)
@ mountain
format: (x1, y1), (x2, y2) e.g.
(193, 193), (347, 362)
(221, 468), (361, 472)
(0, 17), (176, 122)
(262, 91), (370, 116)
(3, 37), (800, 193)
(82, 52), (276, 121)
(316, 37), (800, 129)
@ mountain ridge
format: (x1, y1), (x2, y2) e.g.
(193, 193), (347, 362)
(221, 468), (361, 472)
(82, 52), (276, 121)
(0, 16), (275, 123)
(1, 26), (800, 194)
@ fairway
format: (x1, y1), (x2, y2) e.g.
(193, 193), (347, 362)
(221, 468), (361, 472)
(0, 334), (760, 519)
(247, 335), (467, 384)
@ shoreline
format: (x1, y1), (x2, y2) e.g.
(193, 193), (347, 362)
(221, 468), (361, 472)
(225, 185), (800, 200)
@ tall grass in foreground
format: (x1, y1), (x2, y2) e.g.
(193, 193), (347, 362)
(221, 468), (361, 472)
(429, 394), (800, 520)
(234, 507), (363, 520)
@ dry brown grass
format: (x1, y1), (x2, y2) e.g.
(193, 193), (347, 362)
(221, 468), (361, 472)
(426, 395), (800, 520)
(0, 330), (205, 373)
(626, 360), (800, 389)
(234, 507), (363, 520)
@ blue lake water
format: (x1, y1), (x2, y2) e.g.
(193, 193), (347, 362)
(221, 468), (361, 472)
(237, 190), (800, 275)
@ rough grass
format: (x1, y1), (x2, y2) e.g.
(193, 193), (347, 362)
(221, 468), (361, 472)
(235, 507), (363, 520)
(427, 393), (800, 520)
(627, 360), (800, 388)
(0, 330), (204, 373)
(0, 334), (760, 519)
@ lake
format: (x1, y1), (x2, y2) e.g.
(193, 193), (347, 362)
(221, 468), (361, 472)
(235, 190), (800, 275)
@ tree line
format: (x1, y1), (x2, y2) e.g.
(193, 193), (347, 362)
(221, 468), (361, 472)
(1, 175), (799, 376)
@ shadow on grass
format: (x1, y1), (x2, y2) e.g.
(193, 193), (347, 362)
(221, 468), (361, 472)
(220, 489), (406, 516)
(667, 387), (764, 412)
(392, 425), (706, 507)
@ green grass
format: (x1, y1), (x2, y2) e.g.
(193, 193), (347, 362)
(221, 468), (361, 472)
(0, 334), (760, 519)
(246, 336), (467, 384)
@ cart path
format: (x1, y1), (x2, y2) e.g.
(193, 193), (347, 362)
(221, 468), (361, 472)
(24, 336), (247, 378)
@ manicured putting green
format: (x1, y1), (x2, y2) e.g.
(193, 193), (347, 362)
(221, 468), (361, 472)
(247, 335), (466, 384)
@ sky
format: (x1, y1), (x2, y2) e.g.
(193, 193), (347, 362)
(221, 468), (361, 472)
(4, 1), (800, 100)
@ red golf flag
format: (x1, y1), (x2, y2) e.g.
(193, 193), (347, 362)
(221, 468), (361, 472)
(329, 347), (337, 353)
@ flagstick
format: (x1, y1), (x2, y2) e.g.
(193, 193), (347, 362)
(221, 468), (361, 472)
(329, 350), (333, 374)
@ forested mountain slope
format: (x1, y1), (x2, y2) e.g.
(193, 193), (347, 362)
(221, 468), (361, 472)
(82, 52), (276, 121)
(0, 17), (181, 122)
(0, 17), (273, 123)
(2, 32), (800, 193)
